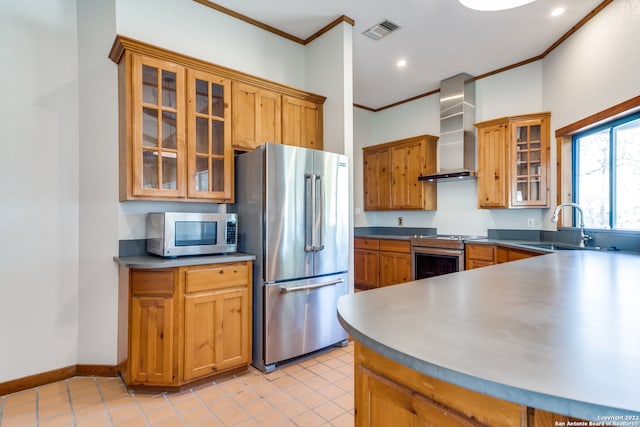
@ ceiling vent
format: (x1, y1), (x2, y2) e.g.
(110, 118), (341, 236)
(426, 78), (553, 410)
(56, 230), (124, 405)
(362, 20), (401, 41)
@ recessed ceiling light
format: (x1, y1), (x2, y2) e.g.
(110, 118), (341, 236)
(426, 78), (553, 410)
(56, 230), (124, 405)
(458, 0), (536, 11)
(397, 59), (407, 68)
(551, 7), (565, 17)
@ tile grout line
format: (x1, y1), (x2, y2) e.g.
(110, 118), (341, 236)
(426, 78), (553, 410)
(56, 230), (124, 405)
(210, 375), (256, 425)
(65, 379), (78, 426)
(94, 376), (116, 427)
(191, 383), (231, 426)
(130, 391), (153, 427)
(240, 372), (294, 427)
(35, 387), (39, 427)
(162, 391), (191, 426)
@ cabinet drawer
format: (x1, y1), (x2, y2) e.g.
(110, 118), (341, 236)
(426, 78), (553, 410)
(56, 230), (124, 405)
(355, 237), (380, 250)
(185, 263), (249, 293)
(379, 239), (410, 254)
(507, 248), (541, 261)
(131, 270), (174, 296)
(466, 244), (496, 262)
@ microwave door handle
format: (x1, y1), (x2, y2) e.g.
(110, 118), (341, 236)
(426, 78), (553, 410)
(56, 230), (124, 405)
(314, 175), (324, 251)
(304, 173), (314, 252)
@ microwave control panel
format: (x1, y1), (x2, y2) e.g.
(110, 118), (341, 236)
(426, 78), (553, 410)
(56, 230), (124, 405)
(226, 220), (237, 245)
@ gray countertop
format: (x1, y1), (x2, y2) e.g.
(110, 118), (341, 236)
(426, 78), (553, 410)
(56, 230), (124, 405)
(337, 250), (640, 420)
(114, 252), (256, 269)
(355, 234), (413, 241)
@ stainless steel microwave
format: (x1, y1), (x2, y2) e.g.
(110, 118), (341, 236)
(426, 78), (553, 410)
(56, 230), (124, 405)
(146, 212), (237, 257)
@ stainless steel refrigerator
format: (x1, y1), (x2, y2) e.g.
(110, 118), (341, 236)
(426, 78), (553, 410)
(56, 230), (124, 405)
(236, 143), (349, 373)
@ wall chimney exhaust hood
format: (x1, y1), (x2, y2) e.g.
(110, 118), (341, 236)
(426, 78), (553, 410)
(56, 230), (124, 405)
(419, 73), (476, 182)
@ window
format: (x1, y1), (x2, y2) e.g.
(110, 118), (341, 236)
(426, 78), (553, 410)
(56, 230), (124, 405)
(573, 112), (640, 230)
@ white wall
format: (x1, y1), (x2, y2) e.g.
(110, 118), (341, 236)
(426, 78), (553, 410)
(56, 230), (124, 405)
(543, 0), (640, 131)
(76, 0), (119, 366)
(353, 62), (547, 234)
(115, 0), (306, 92)
(0, 0), (80, 381)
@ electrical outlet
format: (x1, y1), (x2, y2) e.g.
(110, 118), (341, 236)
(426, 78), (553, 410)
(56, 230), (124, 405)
(398, 216), (403, 226)
(527, 217), (535, 228)
(355, 207), (361, 215)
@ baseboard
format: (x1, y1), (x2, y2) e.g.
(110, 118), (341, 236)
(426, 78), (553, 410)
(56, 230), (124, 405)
(76, 364), (118, 377)
(0, 364), (118, 396)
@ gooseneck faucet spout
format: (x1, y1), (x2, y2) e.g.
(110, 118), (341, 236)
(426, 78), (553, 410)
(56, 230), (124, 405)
(551, 203), (591, 247)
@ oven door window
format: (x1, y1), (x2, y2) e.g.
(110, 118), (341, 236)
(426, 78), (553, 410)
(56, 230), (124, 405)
(414, 253), (459, 279)
(175, 221), (217, 246)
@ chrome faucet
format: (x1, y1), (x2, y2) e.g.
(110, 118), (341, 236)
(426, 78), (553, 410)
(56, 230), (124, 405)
(551, 203), (591, 247)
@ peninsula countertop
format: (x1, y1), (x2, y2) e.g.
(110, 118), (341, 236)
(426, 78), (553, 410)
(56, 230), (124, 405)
(337, 250), (640, 421)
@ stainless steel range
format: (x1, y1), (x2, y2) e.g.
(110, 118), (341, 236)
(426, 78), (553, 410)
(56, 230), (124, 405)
(410, 235), (484, 280)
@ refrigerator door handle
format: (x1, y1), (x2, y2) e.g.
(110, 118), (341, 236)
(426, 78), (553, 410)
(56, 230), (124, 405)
(314, 174), (324, 252)
(279, 278), (344, 293)
(304, 173), (315, 252)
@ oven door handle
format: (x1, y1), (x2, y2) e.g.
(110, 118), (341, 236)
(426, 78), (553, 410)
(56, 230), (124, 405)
(411, 247), (464, 256)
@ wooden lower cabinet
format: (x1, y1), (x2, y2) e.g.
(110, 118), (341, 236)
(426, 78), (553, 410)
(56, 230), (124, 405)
(129, 295), (175, 385)
(118, 261), (252, 390)
(356, 342), (526, 427)
(465, 244), (497, 270)
(354, 238), (411, 290)
(379, 240), (411, 287)
(355, 342), (587, 427)
(466, 243), (542, 270)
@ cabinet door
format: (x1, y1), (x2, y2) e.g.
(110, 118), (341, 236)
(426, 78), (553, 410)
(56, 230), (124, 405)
(187, 69), (233, 201)
(363, 147), (391, 210)
(465, 244), (496, 270)
(477, 123), (508, 208)
(391, 140), (425, 209)
(354, 249), (379, 289)
(184, 288), (250, 381)
(130, 296), (174, 385)
(232, 82), (281, 151)
(379, 251), (411, 286)
(358, 366), (484, 427)
(130, 54), (186, 199)
(282, 96), (322, 150)
(183, 292), (216, 381)
(215, 287), (250, 370)
(510, 117), (549, 207)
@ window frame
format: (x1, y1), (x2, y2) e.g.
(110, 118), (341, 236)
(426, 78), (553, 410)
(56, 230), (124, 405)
(571, 111), (640, 230)
(555, 96), (640, 230)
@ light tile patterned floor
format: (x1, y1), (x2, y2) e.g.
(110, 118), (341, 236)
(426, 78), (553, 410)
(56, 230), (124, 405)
(0, 343), (354, 427)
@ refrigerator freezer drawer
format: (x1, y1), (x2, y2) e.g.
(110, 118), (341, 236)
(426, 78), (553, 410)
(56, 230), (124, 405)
(263, 272), (349, 367)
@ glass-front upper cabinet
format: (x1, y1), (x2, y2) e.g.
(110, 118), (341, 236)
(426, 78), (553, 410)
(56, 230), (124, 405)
(510, 115), (549, 207)
(131, 54), (186, 198)
(187, 70), (232, 201)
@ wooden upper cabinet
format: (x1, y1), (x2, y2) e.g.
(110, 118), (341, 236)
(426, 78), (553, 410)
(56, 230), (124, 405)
(391, 138), (428, 210)
(476, 123), (508, 208)
(187, 69), (233, 201)
(363, 146), (391, 210)
(122, 53), (187, 200)
(232, 82), (281, 151)
(475, 112), (550, 209)
(363, 135), (438, 211)
(282, 96), (323, 150)
(510, 116), (550, 207)
(110, 36), (326, 202)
